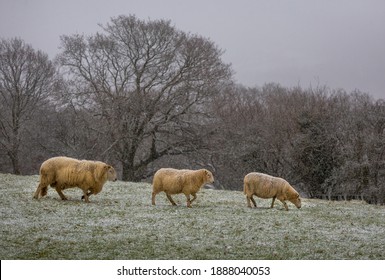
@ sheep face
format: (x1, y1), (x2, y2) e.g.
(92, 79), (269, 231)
(106, 165), (118, 182)
(204, 170), (215, 186)
(290, 194), (302, 209)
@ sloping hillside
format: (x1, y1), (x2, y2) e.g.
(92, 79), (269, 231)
(0, 173), (384, 259)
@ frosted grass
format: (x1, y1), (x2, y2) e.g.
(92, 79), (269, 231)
(0, 173), (384, 259)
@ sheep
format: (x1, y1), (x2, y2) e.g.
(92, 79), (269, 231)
(243, 172), (301, 211)
(33, 156), (117, 202)
(152, 168), (215, 207)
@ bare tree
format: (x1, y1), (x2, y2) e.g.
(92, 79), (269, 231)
(58, 15), (232, 181)
(0, 38), (57, 174)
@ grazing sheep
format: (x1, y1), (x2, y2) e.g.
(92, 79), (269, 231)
(33, 156), (117, 202)
(243, 172), (301, 211)
(152, 168), (214, 207)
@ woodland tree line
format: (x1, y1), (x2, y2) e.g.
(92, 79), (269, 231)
(1, 15), (384, 204)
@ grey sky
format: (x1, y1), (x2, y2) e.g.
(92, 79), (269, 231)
(1, 0), (384, 98)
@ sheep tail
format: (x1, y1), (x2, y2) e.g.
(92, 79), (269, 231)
(243, 181), (249, 194)
(37, 171), (51, 197)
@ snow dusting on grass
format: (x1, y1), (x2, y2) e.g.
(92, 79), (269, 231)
(0, 173), (384, 259)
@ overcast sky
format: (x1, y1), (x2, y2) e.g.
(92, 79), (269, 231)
(1, 0), (384, 98)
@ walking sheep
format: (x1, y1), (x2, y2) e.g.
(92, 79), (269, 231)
(152, 168), (215, 207)
(243, 172), (301, 210)
(33, 156), (117, 202)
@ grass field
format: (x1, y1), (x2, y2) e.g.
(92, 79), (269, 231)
(0, 173), (384, 260)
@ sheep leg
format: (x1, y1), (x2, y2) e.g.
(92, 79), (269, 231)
(55, 187), (68, 201)
(152, 192), (157, 205)
(246, 195), (257, 208)
(81, 191), (93, 200)
(271, 197), (276, 208)
(81, 191), (90, 203)
(40, 185), (48, 197)
(250, 196), (257, 207)
(246, 196), (251, 208)
(280, 200), (289, 211)
(185, 194), (192, 208)
(166, 194), (177, 206)
(80, 189), (92, 203)
(33, 183), (46, 199)
(190, 193), (197, 203)
(282, 201), (289, 211)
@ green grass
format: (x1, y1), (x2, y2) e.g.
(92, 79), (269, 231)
(0, 173), (384, 260)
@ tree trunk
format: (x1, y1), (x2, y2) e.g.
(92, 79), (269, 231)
(8, 152), (21, 175)
(121, 162), (136, 182)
